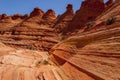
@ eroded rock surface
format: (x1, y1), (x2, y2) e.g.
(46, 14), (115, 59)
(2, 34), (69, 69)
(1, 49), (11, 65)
(0, 8), (59, 51)
(0, 43), (71, 80)
(0, 1), (120, 80)
(54, 4), (74, 33)
(50, 25), (120, 80)
(66, 0), (105, 32)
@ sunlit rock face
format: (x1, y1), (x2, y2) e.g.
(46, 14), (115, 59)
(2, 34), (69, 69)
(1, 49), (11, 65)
(0, 0), (120, 80)
(42, 9), (56, 20)
(0, 7), (59, 51)
(30, 7), (44, 17)
(41, 9), (56, 25)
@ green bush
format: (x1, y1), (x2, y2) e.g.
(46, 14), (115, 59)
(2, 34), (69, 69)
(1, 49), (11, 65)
(85, 21), (95, 28)
(106, 16), (116, 25)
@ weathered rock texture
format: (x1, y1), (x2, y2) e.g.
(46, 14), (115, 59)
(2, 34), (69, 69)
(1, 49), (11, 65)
(0, 7), (59, 51)
(30, 7), (44, 17)
(0, 42), (71, 80)
(0, 1), (120, 80)
(0, 1), (114, 50)
(49, 2), (120, 79)
(66, 0), (105, 32)
(50, 25), (120, 80)
(54, 4), (74, 33)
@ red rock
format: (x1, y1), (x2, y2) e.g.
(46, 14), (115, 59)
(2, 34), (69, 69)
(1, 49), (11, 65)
(115, 0), (120, 2)
(50, 26), (120, 80)
(57, 4), (74, 22)
(12, 14), (28, 20)
(0, 1), (119, 80)
(42, 9), (56, 20)
(21, 14), (29, 19)
(0, 14), (7, 20)
(66, 4), (74, 14)
(41, 9), (56, 24)
(54, 4), (74, 33)
(30, 7), (44, 17)
(67, 0), (105, 32)
(105, 0), (114, 7)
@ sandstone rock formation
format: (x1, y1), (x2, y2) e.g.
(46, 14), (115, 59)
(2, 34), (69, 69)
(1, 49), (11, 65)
(30, 7), (44, 17)
(0, 14), (7, 20)
(49, 2), (120, 79)
(41, 9), (56, 25)
(12, 14), (28, 20)
(0, 1), (120, 80)
(54, 4), (74, 33)
(42, 9), (56, 20)
(50, 24), (120, 80)
(0, 42), (69, 80)
(0, 7), (59, 51)
(66, 0), (105, 32)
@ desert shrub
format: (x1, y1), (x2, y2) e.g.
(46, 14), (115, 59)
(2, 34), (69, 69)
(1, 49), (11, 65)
(42, 60), (49, 65)
(26, 46), (35, 50)
(35, 61), (41, 67)
(35, 59), (49, 67)
(106, 16), (116, 25)
(85, 21), (95, 28)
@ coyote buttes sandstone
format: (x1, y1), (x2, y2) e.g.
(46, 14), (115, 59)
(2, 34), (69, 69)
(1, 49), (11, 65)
(0, 0), (120, 80)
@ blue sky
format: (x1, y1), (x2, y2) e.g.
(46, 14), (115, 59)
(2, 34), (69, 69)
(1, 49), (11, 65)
(0, 0), (108, 16)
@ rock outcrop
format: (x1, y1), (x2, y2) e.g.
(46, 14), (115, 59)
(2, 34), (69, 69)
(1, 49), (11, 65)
(66, 0), (105, 32)
(12, 14), (28, 20)
(30, 7), (44, 17)
(0, 0), (120, 80)
(50, 25), (120, 80)
(105, 0), (114, 6)
(42, 9), (56, 20)
(0, 14), (7, 20)
(54, 4), (74, 33)
(0, 8), (59, 51)
(41, 9), (56, 25)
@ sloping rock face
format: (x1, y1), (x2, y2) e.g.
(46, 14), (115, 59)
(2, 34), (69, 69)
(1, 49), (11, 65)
(54, 4), (74, 33)
(93, 1), (120, 30)
(66, 0), (105, 32)
(49, 3), (120, 79)
(50, 25), (120, 80)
